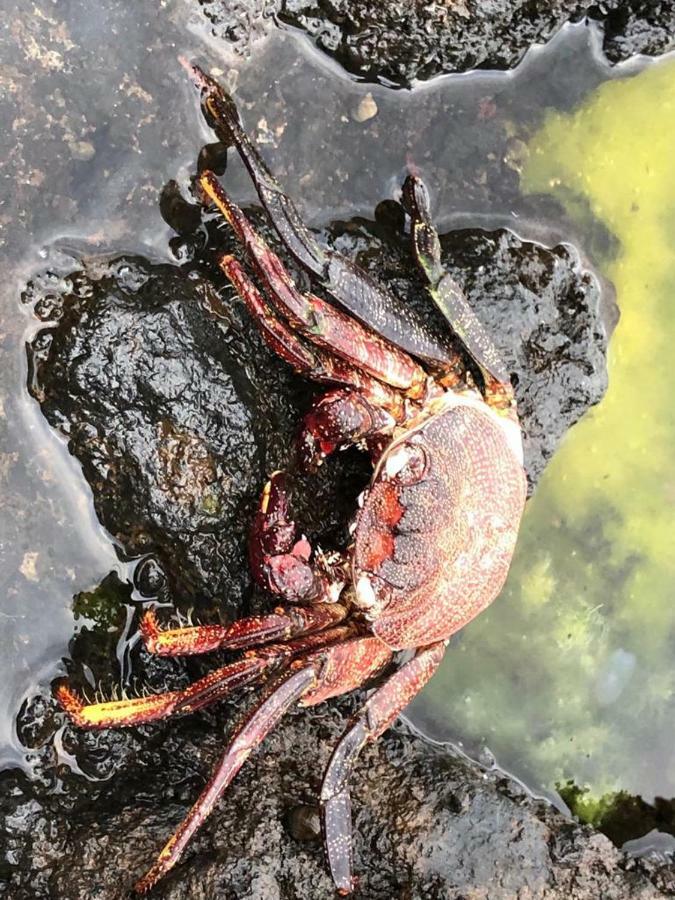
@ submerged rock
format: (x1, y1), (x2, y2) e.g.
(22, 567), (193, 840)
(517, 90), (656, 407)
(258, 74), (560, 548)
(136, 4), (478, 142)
(199, 0), (675, 86)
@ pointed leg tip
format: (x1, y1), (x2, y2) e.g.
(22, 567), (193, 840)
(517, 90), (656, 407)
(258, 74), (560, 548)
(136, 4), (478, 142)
(55, 683), (86, 725)
(178, 56), (210, 90)
(139, 609), (160, 651)
(133, 870), (158, 895)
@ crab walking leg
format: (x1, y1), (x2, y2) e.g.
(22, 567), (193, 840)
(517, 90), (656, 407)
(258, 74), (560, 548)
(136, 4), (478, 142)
(55, 655), (275, 729)
(200, 171), (427, 398)
(140, 602), (348, 657)
(183, 61), (458, 368)
(219, 255), (407, 422)
(401, 174), (513, 401)
(134, 664), (318, 895)
(216, 260), (402, 474)
(320, 641), (447, 894)
(182, 58), (324, 277)
(57, 626), (358, 733)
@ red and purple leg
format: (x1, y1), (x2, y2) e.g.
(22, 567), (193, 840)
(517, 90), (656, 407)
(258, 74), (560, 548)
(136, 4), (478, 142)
(199, 171), (427, 398)
(139, 599), (347, 657)
(55, 624), (358, 731)
(55, 655), (274, 729)
(319, 641), (447, 894)
(134, 663), (320, 893)
(129, 633), (391, 894)
(219, 254), (407, 423)
(183, 61), (458, 369)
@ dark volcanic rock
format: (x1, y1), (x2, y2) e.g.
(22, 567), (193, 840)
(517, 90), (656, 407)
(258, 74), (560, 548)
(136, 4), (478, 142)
(0, 702), (667, 899)
(27, 258), (268, 616)
(24, 251), (372, 615)
(199, 0), (675, 86)
(13, 205), (610, 899)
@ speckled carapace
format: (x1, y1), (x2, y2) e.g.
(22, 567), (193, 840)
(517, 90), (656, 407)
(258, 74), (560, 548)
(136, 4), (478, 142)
(55, 63), (527, 896)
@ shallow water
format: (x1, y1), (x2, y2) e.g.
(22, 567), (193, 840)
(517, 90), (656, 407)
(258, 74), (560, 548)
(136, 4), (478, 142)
(0, 0), (672, 847)
(408, 56), (675, 840)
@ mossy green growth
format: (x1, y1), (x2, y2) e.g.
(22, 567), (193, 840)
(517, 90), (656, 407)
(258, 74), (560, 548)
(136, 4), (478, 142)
(72, 572), (131, 631)
(415, 57), (675, 819)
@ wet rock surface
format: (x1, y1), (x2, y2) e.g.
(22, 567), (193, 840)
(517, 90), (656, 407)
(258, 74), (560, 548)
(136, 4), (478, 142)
(25, 209), (606, 605)
(1, 703), (669, 899)
(3, 202), (613, 898)
(200, 0), (675, 86)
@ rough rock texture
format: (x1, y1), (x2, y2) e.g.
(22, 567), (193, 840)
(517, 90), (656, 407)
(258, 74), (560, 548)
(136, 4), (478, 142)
(2, 206), (617, 896)
(1, 696), (669, 899)
(25, 210), (606, 607)
(199, 0), (675, 85)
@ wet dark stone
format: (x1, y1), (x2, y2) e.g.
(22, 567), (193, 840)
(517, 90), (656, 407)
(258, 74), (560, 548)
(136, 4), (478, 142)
(0, 707), (667, 899)
(28, 258), (263, 617)
(24, 248), (371, 615)
(13, 202), (612, 898)
(199, 0), (675, 86)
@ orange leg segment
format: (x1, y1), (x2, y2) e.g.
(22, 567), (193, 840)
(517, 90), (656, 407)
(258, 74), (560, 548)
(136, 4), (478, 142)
(139, 602), (347, 657)
(219, 254), (407, 421)
(54, 654), (274, 730)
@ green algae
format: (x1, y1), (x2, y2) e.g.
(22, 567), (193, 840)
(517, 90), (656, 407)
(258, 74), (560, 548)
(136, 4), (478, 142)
(414, 56), (675, 821)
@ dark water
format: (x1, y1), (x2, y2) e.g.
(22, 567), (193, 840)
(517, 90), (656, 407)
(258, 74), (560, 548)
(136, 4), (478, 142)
(1, 0), (672, 850)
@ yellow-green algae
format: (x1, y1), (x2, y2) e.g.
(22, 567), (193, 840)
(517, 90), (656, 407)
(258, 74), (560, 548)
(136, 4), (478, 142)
(415, 57), (675, 818)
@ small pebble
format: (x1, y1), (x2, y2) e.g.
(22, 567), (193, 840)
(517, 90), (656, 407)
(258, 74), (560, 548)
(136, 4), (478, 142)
(353, 92), (378, 123)
(286, 804), (322, 842)
(69, 140), (96, 161)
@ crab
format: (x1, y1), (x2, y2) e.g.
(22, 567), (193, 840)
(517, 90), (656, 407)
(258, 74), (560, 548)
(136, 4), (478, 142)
(55, 63), (527, 895)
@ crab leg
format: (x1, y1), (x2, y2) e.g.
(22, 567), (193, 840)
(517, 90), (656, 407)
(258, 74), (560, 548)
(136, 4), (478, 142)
(56, 625), (358, 731)
(200, 171), (427, 398)
(184, 61), (458, 368)
(134, 663), (319, 894)
(139, 601), (347, 657)
(320, 641), (446, 894)
(219, 254), (407, 421)
(55, 655), (274, 729)
(401, 175), (514, 407)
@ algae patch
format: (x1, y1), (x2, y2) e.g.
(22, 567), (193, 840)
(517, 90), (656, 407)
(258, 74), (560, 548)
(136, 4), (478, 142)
(413, 56), (675, 822)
